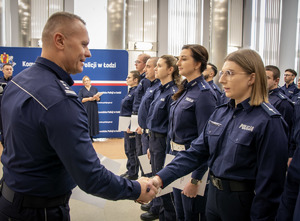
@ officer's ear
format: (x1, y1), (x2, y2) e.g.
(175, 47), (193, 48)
(248, 73), (256, 86)
(53, 32), (65, 49)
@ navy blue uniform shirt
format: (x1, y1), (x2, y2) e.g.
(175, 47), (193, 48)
(137, 79), (160, 129)
(269, 88), (294, 157)
(268, 88), (294, 128)
(1, 57), (140, 199)
(132, 73), (151, 113)
(146, 81), (178, 134)
(120, 86), (137, 116)
(158, 98), (288, 220)
(277, 100), (300, 220)
(207, 80), (222, 105)
(291, 91), (300, 103)
(168, 75), (216, 145)
(281, 82), (299, 99)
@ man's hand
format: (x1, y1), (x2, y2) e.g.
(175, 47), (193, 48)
(136, 177), (158, 204)
(182, 181), (199, 198)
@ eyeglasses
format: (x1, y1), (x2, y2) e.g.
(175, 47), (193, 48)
(135, 60), (143, 64)
(219, 70), (247, 78)
(284, 74), (293, 77)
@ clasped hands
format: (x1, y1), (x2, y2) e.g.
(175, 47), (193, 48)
(135, 176), (162, 204)
(136, 175), (199, 204)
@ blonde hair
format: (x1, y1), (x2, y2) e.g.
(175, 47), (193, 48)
(82, 75), (90, 83)
(225, 49), (268, 106)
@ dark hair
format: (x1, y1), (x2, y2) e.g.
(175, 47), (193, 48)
(265, 65), (280, 80)
(182, 44), (209, 73)
(208, 63), (218, 77)
(285, 68), (297, 77)
(2, 63), (12, 69)
(130, 70), (141, 83)
(172, 44), (209, 100)
(160, 55), (181, 86)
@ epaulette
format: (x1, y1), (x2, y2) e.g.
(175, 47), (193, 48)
(197, 81), (210, 91)
(261, 102), (281, 117)
(171, 86), (177, 94)
(277, 92), (287, 100)
(212, 83), (222, 93)
(56, 80), (78, 97)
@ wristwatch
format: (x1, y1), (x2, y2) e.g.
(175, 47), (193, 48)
(190, 178), (200, 185)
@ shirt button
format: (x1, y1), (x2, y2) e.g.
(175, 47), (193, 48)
(233, 115), (236, 119)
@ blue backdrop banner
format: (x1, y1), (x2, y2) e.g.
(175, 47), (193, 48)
(0, 47), (128, 138)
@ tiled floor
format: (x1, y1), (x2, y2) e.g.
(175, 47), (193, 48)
(0, 139), (154, 221)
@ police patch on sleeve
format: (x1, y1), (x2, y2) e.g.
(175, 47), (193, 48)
(56, 80), (78, 97)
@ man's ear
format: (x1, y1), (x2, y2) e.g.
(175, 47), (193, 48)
(53, 32), (65, 49)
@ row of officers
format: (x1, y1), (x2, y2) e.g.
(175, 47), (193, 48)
(120, 45), (300, 221)
(0, 11), (300, 220)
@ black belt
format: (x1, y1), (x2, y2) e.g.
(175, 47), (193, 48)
(149, 131), (167, 138)
(1, 182), (70, 208)
(209, 174), (254, 192)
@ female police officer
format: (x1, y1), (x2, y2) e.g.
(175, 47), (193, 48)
(152, 49), (288, 221)
(144, 55), (181, 220)
(120, 70), (140, 180)
(167, 44), (217, 221)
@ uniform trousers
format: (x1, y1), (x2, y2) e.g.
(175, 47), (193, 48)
(124, 132), (138, 177)
(206, 182), (254, 221)
(171, 149), (207, 221)
(0, 190), (71, 221)
(149, 135), (176, 220)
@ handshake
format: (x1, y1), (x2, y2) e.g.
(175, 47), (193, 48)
(135, 176), (163, 204)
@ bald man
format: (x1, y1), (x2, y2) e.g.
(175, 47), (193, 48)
(0, 12), (157, 220)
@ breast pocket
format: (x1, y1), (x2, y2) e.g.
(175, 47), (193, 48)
(179, 100), (195, 122)
(154, 100), (167, 120)
(206, 121), (224, 155)
(227, 130), (255, 165)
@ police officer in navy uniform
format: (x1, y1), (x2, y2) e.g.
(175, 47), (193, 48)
(291, 77), (300, 103)
(203, 63), (223, 105)
(0, 12), (157, 220)
(277, 99), (300, 220)
(142, 55), (180, 221)
(120, 70), (141, 180)
(152, 49), (288, 221)
(135, 57), (161, 219)
(131, 54), (151, 171)
(0, 63), (13, 145)
(281, 69), (299, 99)
(168, 44), (216, 221)
(136, 57), (160, 157)
(265, 65), (295, 163)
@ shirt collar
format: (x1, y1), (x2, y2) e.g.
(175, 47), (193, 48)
(185, 75), (204, 89)
(159, 81), (175, 92)
(228, 97), (251, 111)
(269, 87), (280, 95)
(151, 78), (160, 86)
(286, 82), (296, 88)
(3, 76), (12, 82)
(129, 86), (137, 92)
(35, 57), (74, 86)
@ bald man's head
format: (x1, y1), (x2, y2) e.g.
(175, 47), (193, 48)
(42, 12), (86, 47)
